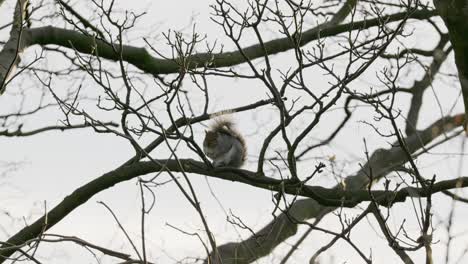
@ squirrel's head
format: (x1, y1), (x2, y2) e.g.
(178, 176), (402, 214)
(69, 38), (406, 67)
(204, 130), (218, 148)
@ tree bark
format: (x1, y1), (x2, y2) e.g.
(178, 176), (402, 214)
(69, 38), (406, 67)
(434, 0), (468, 129)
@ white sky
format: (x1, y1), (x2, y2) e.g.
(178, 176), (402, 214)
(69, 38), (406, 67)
(1, 0), (468, 263)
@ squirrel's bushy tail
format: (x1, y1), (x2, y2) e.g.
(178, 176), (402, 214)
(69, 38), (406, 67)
(209, 116), (247, 163)
(211, 116), (235, 131)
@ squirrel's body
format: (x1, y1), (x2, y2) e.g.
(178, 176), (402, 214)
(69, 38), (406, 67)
(203, 118), (246, 168)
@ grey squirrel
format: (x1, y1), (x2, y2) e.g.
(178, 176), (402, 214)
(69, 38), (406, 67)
(203, 118), (246, 168)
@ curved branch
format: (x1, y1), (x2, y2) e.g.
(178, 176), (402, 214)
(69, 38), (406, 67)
(208, 113), (465, 264)
(0, 113), (464, 262)
(23, 9), (436, 75)
(434, 0), (468, 127)
(0, 162), (466, 261)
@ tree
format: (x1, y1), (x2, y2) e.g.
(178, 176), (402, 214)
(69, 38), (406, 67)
(0, 0), (467, 263)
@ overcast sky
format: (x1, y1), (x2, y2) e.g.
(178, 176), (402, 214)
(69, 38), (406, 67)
(1, 0), (468, 263)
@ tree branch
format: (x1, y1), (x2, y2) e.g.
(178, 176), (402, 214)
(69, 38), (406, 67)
(207, 113), (465, 264)
(434, 0), (468, 129)
(0, 113), (464, 262)
(0, 0), (28, 94)
(22, 9), (436, 75)
(0, 121), (118, 137)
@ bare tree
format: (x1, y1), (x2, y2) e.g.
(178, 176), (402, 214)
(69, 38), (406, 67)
(1, 0), (468, 263)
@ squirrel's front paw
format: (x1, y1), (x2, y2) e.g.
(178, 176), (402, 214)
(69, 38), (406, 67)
(212, 160), (226, 168)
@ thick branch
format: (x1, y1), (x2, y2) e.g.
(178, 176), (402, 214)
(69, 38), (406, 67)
(208, 113), (465, 264)
(0, 161), (467, 261)
(434, 0), (468, 126)
(23, 9), (436, 75)
(0, 113), (464, 262)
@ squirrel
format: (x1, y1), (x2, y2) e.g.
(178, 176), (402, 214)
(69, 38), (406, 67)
(203, 117), (247, 168)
